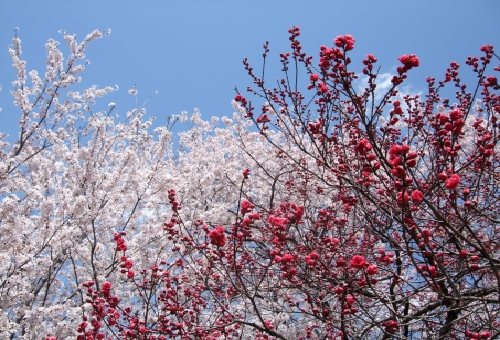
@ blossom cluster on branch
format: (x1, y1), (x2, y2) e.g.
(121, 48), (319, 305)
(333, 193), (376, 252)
(0, 27), (499, 340)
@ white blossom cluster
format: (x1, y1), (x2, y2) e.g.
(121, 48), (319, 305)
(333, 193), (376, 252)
(0, 31), (326, 339)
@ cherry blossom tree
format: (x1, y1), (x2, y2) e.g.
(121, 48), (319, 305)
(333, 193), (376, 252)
(1, 26), (499, 340)
(0, 29), (299, 339)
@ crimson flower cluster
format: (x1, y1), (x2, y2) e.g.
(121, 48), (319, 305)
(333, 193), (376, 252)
(209, 226), (226, 247)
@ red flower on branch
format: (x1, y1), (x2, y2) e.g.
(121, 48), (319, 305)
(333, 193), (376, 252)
(398, 54), (420, 71)
(445, 174), (461, 189)
(411, 190), (424, 203)
(350, 255), (365, 269)
(334, 34), (355, 51)
(209, 226), (226, 247)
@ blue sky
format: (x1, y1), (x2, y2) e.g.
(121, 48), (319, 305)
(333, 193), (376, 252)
(0, 1), (499, 141)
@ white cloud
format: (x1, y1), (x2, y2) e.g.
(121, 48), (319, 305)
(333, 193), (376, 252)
(355, 70), (423, 112)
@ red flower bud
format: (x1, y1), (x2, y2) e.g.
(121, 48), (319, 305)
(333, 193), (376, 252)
(438, 172), (448, 181)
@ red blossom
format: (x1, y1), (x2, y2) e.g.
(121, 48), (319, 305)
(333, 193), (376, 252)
(209, 226), (226, 247)
(363, 54), (377, 64)
(485, 76), (498, 88)
(480, 331), (492, 338)
(397, 191), (409, 205)
(350, 255), (365, 269)
(334, 34), (355, 51)
(481, 45), (494, 53)
(449, 108), (463, 120)
(367, 265), (378, 275)
(389, 144), (403, 155)
(281, 253), (294, 262)
(411, 190), (424, 203)
(445, 174), (461, 189)
(240, 200), (254, 215)
(438, 172), (448, 181)
(319, 82), (329, 93)
(101, 282), (112, 292)
(398, 54), (420, 71)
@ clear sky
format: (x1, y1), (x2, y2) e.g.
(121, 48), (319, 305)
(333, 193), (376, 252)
(0, 1), (499, 141)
